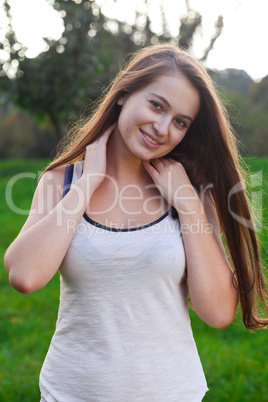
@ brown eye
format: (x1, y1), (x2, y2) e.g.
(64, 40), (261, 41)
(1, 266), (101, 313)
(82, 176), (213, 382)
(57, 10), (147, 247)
(150, 100), (162, 111)
(176, 118), (187, 129)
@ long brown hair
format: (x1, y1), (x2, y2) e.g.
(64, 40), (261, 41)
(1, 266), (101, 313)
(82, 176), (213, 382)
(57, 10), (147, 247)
(44, 43), (268, 329)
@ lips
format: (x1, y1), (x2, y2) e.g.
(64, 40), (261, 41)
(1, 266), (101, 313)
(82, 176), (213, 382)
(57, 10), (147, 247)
(140, 129), (163, 146)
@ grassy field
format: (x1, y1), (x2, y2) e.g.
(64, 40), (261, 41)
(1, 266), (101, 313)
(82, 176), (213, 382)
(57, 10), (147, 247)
(0, 158), (267, 401)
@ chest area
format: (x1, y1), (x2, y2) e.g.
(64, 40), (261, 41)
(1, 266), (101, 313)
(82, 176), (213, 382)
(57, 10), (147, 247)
(85, 178), (169, 230)
(60, 217), (186, 289)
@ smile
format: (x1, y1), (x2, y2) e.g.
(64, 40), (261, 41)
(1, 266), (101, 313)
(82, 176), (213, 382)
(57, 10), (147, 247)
(140, 129), (163, 147)
(143, 134), (159, 145)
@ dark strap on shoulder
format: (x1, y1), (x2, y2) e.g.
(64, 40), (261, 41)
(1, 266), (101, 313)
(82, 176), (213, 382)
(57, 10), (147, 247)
(63, 164), (74, 197)
(170, 206), (179, 221)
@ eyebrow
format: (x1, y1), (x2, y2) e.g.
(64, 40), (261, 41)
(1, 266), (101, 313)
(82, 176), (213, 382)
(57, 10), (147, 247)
(149, 93), (194, 122)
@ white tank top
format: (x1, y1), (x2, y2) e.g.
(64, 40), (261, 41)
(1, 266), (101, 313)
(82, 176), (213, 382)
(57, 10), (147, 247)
(39, 161), (208, 402)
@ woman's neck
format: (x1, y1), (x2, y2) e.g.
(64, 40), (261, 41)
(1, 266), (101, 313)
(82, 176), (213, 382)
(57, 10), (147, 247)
(106, 131), (151, 186)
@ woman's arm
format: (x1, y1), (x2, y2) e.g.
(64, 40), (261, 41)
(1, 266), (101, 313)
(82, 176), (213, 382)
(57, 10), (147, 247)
(4, 124), (115, 294)
(143, 157), (239, 328)
(181, 193), (238, 328)
(5, 169), (93, 293)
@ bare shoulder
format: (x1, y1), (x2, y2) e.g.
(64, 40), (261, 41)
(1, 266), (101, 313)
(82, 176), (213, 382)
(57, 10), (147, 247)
(40, 165), (66, 186)
(36, 165), (66, 205)
(20, 165), (67, 234)
(41, 165), (66, 189)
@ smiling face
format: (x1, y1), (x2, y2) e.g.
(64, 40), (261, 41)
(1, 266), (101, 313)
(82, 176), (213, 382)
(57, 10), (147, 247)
(114, 74), (200, 161)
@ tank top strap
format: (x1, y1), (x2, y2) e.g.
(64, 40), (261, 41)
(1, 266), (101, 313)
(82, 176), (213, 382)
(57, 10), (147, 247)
(63, 164), (74, 197)
(63, 161), (84, 197)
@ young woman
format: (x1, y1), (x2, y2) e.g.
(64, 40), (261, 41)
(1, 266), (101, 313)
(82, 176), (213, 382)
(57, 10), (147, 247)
(5, 44), (268, 401)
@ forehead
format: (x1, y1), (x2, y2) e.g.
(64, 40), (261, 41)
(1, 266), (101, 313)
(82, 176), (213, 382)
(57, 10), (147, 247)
(143, 74), (195, 93)
(142, 74), (200, 117)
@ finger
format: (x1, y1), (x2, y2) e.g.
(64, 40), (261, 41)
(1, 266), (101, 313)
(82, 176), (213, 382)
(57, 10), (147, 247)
(142, 160), (160, 179)
(166, 157), (179, 165)
(158, 158), (171, 167)
(150, 158), (164, 171)
(100, 122), (117, 144)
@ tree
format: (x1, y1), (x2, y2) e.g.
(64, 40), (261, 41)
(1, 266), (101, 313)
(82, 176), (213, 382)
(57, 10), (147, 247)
(3, 1), (119, 139)
(0, 0), (224, 144)
(249, 75), (268, 109)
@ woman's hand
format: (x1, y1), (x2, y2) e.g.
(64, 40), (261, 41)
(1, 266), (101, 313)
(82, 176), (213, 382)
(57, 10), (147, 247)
(142, 158), (199, 214)
(81, 123), (117, 191)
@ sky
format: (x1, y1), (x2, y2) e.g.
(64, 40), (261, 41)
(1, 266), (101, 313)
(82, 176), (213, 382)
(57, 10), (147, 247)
(1, 0), (268, 81)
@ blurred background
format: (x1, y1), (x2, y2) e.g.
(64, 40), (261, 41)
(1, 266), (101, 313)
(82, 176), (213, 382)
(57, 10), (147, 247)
(0, 0), (268, 157)
(0, 1), (267, 401)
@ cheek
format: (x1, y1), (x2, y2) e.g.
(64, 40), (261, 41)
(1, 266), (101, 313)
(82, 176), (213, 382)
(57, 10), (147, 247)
(118, 105), (149, 133)
(170, 132), (186, 148)
(117, 109), (130, 135)
(128, 107), (149, 125)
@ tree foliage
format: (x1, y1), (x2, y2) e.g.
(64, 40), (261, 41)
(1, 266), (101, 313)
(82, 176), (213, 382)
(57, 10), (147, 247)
(1, 0), (267, 157)
(210, 69), (268, 156)
(0, 0), (225, 154)
(3, 0), (121, 139)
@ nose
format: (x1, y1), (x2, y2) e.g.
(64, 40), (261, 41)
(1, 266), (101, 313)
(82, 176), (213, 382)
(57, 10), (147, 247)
(152, 115), (171, 137)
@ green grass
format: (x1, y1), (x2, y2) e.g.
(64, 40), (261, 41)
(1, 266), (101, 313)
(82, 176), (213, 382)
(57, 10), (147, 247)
(0, 158), (267, 401)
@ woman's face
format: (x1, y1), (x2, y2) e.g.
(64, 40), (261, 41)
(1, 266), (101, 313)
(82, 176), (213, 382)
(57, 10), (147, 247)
(115, 74), (200, 161)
